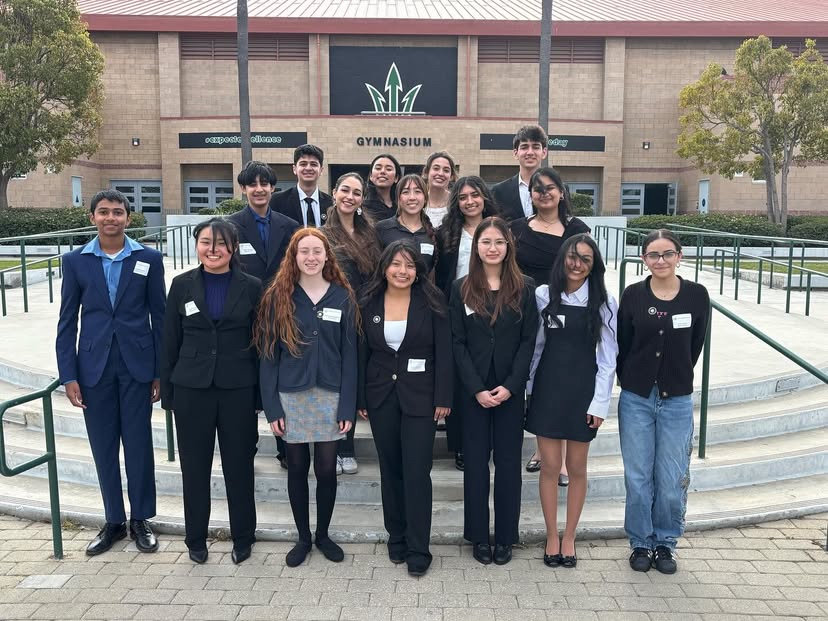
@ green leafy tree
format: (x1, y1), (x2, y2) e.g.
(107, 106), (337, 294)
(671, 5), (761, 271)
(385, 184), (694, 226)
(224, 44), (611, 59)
(677, 36), (828, 228)
(0, 0), (104, 209)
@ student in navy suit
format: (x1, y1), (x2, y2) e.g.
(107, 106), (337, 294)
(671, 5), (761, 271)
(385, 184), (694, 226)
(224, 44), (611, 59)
(490, 125), (549, 222)
(56, 189), (166, 556)
(268, 144), (333, 227)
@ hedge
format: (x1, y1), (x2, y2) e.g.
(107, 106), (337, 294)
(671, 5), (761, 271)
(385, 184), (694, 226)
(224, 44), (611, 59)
(626, 214), (785, 246)
(216, 198), (245, 214)
(786, 215), (828, 232)
(569, 192), (593, 217)
(788, 221), (828, 242)
(0, 207), (147, 246)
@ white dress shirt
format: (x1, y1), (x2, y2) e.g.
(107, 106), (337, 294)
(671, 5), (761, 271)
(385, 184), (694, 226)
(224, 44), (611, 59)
(455, 229), (474, 280)
(298, 185), (321, 227)
(527, 281), (618, 419)
(518, 175), (533, 218)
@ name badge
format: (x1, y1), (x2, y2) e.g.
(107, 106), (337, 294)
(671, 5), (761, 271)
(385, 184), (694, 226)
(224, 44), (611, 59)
(672, 313), (692, 329)
(322, 308), (342, 323)
(420, 243), (434, 256)
(464, 304), (474, 316)
(407, 358), (426, 373)
(184, 301), (200, 316)
(133, 261), (150, 276)
(239, 242), (257, 256)
(546, 314), (566, 328)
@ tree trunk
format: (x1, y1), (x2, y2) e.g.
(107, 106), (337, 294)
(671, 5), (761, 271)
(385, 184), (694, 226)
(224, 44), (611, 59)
(0, 175), (10, 210)
(780, 160), (790, 231)
(237, 0), (253, 168)
(538, 0), (552, 167)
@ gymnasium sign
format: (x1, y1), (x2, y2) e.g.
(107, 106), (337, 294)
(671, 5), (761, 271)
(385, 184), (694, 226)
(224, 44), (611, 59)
(178, 132), (308, 149)
(329, 47), (458, 117)
(480, 134), (606, 152)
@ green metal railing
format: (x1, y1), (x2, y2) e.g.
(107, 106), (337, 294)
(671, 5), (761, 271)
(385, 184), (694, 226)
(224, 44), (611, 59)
(0, 379), (63, 559)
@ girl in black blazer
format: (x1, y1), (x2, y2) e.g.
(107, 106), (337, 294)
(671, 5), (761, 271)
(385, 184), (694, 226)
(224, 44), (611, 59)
(256, 228), (359, 568)
(448, 217), (537, 566)
(161, 218), (263, 565)
(357, 240), (453, 577)
(434, 176), (500, 469)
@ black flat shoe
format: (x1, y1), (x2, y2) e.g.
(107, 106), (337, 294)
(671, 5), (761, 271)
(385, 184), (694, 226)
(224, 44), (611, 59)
(315, 536), (344, 563)
(472, 542), (492, 565)
(188, 549), (208, 564)
(454, 452), (465, 471)
(86, 522), (127, 556)
(388, 543), (406, 564)
(561, 553), (577, 568)
(129, 519), (158, 553)
(558, 474), (569, 487)
(286, 540), (312, 567)
(543, 553), (563, 567)
(231, 545), (252, 565)
(525, 457), (541, 473)
(493, 544), (512, 565)
(277, 454), (288, 470)
(407, 557), (430, 577)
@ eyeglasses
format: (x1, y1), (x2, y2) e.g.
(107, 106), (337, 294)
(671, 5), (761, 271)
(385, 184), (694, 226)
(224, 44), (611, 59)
(477, 239), (508, 248)
(643, 250), (679, 262)
(532, 184), (558, 196)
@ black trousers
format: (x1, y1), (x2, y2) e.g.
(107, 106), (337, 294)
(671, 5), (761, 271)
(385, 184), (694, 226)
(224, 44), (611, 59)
(445, 389), (463, 454)
(173, 384), (258, 551)
(462, 390), (525, 545)
(368, 390), (436, 563)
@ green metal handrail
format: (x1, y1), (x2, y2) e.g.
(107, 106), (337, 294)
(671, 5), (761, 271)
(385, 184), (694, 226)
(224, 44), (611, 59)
(0, 379), (63, 559)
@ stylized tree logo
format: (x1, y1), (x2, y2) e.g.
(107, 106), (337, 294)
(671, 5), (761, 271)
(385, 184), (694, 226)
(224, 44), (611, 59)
(363, 63), (424, 115)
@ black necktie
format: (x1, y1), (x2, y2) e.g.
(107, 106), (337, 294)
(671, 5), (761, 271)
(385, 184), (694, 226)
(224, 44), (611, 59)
(304, 197), (316, 227)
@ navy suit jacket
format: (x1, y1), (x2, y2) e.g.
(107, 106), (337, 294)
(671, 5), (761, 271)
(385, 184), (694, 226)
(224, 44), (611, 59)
(56, 244), (166, 387)
(227, 207), (299, 286)
(268, 186), (333, 227)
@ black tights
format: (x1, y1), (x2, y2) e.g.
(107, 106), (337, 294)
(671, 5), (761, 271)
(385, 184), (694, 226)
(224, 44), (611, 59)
(285, 441), (339, 543)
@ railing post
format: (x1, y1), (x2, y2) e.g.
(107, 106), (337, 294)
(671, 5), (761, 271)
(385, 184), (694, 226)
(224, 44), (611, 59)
(698, 302), (712, 459)
(757, 259), (763, 305)
(786, 241), (794, 314)
(185, 226), (191, 265)
(805, 273), (811, 317)
(733, 237), (741, 301)
(769, 242), (775, 289)
(48, 259), (54, 304)
(42, 393), (63, 559)
(171, 229), (178, 270)
(166, 410), (175, 462)
(1, 273), (6, 317)
(694, 233), (701, 282)
(20, 240), (28, 313)
(178, 226), (185, 269)
(718, 251), (725, 295)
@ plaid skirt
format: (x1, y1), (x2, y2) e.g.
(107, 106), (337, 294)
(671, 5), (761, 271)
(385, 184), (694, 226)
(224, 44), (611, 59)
(279, 386), (341, 444)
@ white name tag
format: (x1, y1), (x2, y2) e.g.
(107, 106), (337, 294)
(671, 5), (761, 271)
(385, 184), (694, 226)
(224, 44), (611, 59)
(546, 314), (566, 328)
(322, 308), (342, 323)
(133, 261), (150, 276)
(672, 313), (692, 329)
(420, 243), (434, 256)
(239, 242), (257, 255)
(185, 301), (200, 316)
(407, 358), (426, 373)
(464, 304), (474, 316)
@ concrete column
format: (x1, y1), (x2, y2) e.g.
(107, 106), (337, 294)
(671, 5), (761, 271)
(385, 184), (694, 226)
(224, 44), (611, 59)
(457, 36), (478, 117)
(309, 34), (331, 115)
(602, 38), (626, 122)
(157, 33), (182, 118)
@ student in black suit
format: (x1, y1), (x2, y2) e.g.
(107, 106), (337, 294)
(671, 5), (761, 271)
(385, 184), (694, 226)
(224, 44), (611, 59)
(357, 241), (453, 577)
(375, 174), (438, 274)
(449, 217), (537, 566)
(161, 218), (263, 565)
(227, 161), (299, 469)
(268, 144), (333, 227)
(362, 153), (402, 223)
(490, 124), (549, 222)
(435, 176), (499, 470)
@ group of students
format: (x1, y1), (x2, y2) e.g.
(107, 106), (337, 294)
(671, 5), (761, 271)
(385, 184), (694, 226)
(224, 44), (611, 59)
(56, 124), (709, 579)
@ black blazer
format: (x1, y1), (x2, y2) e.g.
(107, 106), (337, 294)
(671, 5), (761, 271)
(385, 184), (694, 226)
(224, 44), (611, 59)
(160, 266), (263, 410)
(434, 231), (460, 301)
(227, 207), (299, 286)
(490, 174), (526, 222)
(448, 277), (538, 397)
(357, 289), (453, 417)
(268, 186), (333, 227)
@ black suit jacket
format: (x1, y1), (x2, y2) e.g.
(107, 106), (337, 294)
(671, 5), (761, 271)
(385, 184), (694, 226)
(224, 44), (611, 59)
(357, 289), (453, 416)
(160, 266), (263, 410)
(268, 186), (333, 227)
(448, 277), (538, 397)
(434, 232), (460, 302)
(227, 207), (299, 286)
(491, 174), (527, 222)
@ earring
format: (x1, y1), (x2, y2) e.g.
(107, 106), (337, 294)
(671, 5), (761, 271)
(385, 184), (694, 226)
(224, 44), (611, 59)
(643, 264), (649, 272)
(357, 207), (363, 216)
(414, 276), (419, 283)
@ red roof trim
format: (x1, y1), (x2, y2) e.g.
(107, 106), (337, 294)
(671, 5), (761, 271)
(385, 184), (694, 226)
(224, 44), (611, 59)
(82, 15), (828, 37)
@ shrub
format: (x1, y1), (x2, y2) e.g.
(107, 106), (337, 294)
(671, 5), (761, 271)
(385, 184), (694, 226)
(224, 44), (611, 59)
(786, 215), (828, 232)
(627, 213), (784, 246)
(788, 221), (828, 242)
(0, 207), (147, 246)
(197, 208), (219, 215)
(217, 198), (245, 214)
(569, 192), (594, 217)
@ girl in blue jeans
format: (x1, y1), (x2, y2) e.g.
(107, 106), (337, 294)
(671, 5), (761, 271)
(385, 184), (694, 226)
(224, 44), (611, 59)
(617, 229), (709, 574)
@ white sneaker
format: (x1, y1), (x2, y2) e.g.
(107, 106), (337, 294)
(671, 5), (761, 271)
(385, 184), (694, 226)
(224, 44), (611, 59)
(341, 457), (358, 474)
(336, 455), (343, 476)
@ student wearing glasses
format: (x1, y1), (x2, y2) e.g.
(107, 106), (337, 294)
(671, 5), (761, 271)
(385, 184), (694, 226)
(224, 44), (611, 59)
(617, 229), (710, 575)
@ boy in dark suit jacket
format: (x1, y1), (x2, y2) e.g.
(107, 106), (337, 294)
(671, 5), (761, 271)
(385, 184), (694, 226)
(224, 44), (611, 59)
(490, 125), (549, 222)
(268, 144), (333, 227)
(56, 189), (166, 556)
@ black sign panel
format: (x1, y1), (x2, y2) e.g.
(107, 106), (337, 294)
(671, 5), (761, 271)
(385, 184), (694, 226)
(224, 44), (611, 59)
(329, 47), (457, 117)
(178, 132), (308, 149)
(480, 134), (606, 152)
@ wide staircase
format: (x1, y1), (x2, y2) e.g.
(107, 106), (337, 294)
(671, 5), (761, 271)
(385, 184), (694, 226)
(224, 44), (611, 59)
(0, 255), (827, 543)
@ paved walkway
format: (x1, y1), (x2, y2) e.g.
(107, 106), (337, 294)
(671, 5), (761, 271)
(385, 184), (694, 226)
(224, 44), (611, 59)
(0, 513), (825, 620)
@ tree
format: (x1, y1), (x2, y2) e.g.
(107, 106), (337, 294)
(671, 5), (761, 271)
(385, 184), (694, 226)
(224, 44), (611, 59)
(677, 36), (828, 228)
(0, 0), (104, 210)
(237, 0), (252, 167)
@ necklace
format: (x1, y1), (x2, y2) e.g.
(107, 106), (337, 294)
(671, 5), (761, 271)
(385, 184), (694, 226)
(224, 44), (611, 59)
(534, 214), (560, 229)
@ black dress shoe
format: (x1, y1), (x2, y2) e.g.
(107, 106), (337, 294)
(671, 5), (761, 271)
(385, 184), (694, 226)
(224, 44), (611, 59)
(129, 519), (159, 553)
(454, 452), (465, 471)
(387, 543), (406, 564)
(231, 545), (252, 565)
(525, 457), (541, 473)
(407, 557), (431, 577)
(285, 540), (312, 567)
(277, 454), (288, 470)
(493, 544), (512, 565)
(543, 553), (563, 567)
(189, 548), (208, 564)
(315, 536), (344, 563)
(86, 522), (127, 556)
(472, 542), (492, 565)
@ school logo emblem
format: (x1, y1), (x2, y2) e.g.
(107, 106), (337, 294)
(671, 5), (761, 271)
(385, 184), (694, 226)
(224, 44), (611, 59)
(363, 63), (424, 116)
(648, 307), (657, 315)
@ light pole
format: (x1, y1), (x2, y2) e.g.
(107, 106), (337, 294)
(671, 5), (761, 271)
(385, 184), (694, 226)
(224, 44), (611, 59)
(538, 0), (552, 166)
(237, 0), (253, 167)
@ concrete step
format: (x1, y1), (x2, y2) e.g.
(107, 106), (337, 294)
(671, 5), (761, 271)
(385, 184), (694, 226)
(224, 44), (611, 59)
(0, 472), (826, 544)
(4, 423), (827, 503)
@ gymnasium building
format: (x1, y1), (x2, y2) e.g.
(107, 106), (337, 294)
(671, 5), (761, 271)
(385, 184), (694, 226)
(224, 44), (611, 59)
(8, 0), (828, 227)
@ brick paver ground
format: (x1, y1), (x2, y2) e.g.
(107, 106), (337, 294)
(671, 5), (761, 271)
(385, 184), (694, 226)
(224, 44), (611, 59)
(0, 513), (825, 620)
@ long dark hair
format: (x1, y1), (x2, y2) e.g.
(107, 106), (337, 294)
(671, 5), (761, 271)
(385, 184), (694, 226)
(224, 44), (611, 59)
(461, 217), (525, 325)
(440, 175), (499, 254)
(542, 234), (613, 347)
(324, 172), (382, 276)
(195, 218), (241, 270)
(530, 167), (571, 223)
(360, 240), (446, 316)
(396, 174), (437, 245)
(365, 153), (402, 206)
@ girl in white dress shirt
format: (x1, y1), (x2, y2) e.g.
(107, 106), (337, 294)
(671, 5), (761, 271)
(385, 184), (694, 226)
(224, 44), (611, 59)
(526, 233), (617, 569)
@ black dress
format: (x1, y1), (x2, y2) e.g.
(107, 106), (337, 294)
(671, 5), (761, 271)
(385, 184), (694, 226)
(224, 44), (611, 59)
(363, 197), (396, 223)
(525, 304), (598, 443)
(510, 216), (590, 285)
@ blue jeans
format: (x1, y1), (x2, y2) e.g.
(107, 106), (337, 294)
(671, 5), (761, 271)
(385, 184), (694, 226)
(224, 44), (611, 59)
(618, 387), (694, 551)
